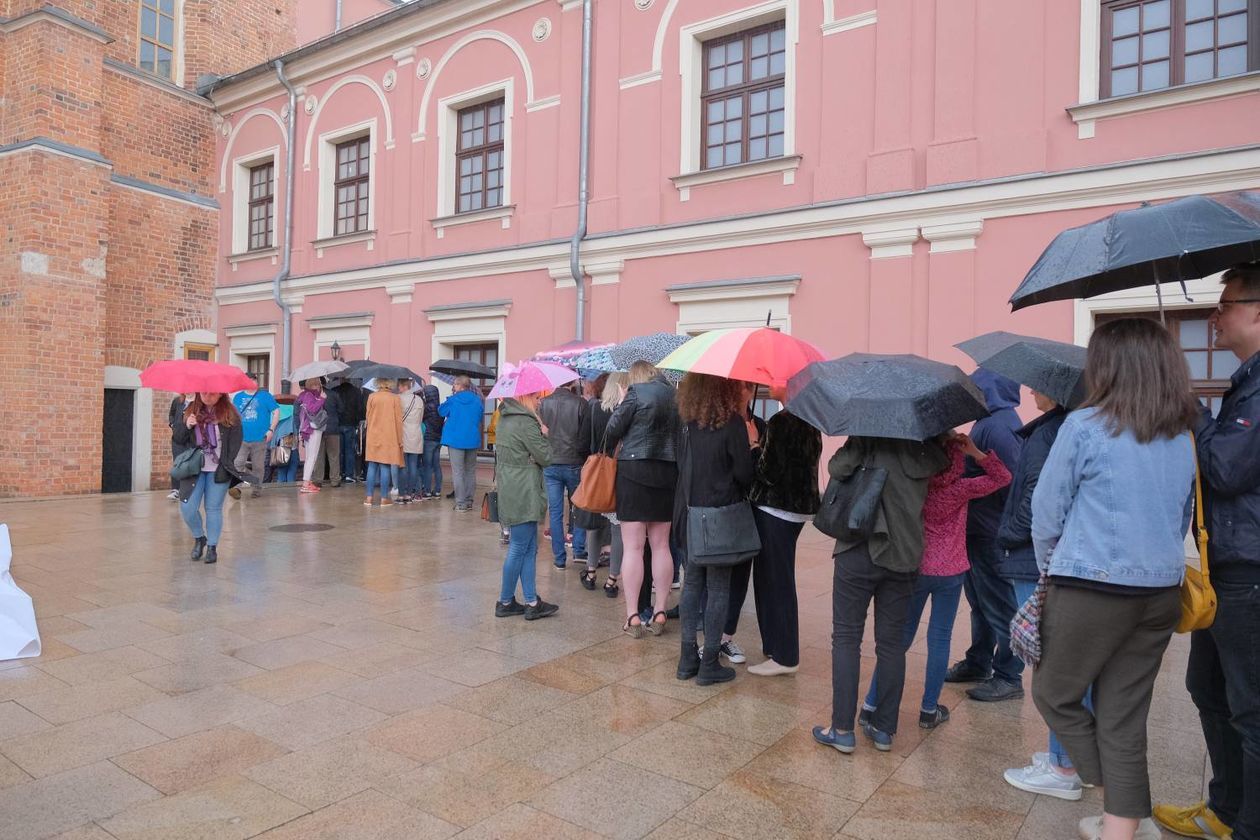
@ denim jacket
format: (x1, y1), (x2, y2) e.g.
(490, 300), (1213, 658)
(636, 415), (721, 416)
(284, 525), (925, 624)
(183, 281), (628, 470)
(1031, 407), (1195, 588)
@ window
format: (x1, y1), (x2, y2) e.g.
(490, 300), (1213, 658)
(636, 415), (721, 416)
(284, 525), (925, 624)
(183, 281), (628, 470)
(183, 343), (214, 361)
(244, 354), (270, 391)
(138, 0), (177, 80)
(455, 100), (505, 214)
(701, 22), (787, 170)
(1101, 0), (1257, 98)
(247, 162), (274, 251)
(1096, 309), (1240, 414)
(454, 343), (498, 450)
(333, 136), (371, 236)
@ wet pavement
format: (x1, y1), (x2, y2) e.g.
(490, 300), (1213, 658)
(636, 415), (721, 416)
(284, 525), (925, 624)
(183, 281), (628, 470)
(0, 484), (1204, 838)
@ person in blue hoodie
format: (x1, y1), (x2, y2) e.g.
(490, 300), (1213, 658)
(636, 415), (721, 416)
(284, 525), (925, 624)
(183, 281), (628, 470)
(944, 369), (1026, 702)
(439, 376), (485, 511)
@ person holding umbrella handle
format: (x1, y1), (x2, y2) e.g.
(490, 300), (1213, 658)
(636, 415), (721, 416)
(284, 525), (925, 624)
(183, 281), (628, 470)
(172, 393), (244, 565)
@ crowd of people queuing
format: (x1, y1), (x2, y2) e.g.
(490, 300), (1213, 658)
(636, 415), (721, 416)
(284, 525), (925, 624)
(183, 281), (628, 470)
(162, 266), (1260, 840)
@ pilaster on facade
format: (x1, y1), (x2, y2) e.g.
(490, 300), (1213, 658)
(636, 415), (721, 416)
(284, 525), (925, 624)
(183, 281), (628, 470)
(921, 220), (983, 254)
(861, 228), (920, 259)
(552, 261), (624, 289)
(386, 282), (416, 304)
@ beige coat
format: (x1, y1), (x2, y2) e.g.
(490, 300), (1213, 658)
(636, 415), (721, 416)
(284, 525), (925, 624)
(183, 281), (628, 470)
(365, 390), (404, 466)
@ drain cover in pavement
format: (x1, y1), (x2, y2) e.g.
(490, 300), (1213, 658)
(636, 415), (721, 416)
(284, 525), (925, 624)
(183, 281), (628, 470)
(269, 523), (336, 532)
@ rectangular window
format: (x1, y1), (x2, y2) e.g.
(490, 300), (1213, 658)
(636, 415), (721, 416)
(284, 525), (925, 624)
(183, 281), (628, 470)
(701, 22), (787, 170)
(138, 0), (177, 80)
(244, 354), (271, 390)
(1101, 0), (1257, 98)
(333, 136), (371, 236)
(247, 162), (274, 251)
(455, 99), (505, 214)
(183, 343), (214, 361)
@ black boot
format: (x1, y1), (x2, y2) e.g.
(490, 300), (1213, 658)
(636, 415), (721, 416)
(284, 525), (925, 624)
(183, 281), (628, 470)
(696, 648), (736, 687)
(190, 537), (206, 561)
(676, 643), (700, 681)
(204, 546), (217, 564)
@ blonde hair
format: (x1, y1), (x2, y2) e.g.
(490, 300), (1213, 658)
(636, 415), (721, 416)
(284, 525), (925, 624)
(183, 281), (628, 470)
(376, 379), (396, 392)
(452, 375), (472, 392)
(627, 360), (658, 386)
(601, 372), (629, 412)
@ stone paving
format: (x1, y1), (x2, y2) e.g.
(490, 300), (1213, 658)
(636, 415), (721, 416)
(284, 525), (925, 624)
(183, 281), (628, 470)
(0, 483), (1206, 839)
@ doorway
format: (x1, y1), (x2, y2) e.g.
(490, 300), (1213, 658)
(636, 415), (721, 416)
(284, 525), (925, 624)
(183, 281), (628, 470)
(101, 389), (134, 493)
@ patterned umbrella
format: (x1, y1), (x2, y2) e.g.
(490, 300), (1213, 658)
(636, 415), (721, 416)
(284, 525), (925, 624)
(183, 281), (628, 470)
(532, 340), (613, 365)
(657, 328), (825, 388)
(609, 333), (690, 371)
(570, 344), (617, 374)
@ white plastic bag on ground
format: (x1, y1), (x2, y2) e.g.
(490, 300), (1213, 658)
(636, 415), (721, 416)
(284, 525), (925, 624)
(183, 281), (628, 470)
(0, 524), (40, 660)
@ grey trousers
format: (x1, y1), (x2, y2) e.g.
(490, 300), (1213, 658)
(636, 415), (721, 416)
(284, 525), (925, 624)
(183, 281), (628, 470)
(234, 440), (268, 486)
(449, 447), (478, 507)
(1032, 583), (1180, 819)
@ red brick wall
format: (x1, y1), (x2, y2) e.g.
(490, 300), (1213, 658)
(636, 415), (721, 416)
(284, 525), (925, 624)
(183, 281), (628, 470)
(101, 72), (216, 194)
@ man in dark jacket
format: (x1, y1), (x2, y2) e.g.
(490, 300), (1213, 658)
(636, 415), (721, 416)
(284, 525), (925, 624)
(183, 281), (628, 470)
(1156, 265), (1260, 840)
(319, 385), (343, 487)
(538, 383), (591, 569)
(945, 369), (1026, 702)
(331, 377), (363, 483)
(421, 383), (444, 499)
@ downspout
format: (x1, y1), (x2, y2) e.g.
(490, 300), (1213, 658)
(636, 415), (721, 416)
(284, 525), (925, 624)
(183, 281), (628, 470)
(568, 0), (593, 340)
(334, 0), (343, 33)
(273, 59), (298, 393)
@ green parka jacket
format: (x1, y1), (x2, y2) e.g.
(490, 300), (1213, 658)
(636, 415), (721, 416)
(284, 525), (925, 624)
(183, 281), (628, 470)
(494, 399), (552, 527)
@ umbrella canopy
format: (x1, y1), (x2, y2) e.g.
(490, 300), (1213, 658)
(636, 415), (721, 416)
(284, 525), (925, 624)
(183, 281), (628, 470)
(657, 327), (825, 388)
(487, 361), (579, 399)
(140, 359), (255, 394)
(1010, 191), (1260, 311)
(348, 363), (424, 384)
(363, 378), (423, 393)
(288, 359), (349, 383)
(786, 353), (989, 441)
(570, 345), (617, 374)
(955, 332), (1088, 409)
(605, 332), (690, 371)
(531, 340), (613, 365)
(430, 358), (496, 379)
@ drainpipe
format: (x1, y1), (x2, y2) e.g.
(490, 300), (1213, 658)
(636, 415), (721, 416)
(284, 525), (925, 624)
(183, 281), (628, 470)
(334, 0), (343, 33)
(273, 59), (298, 393)
(568, 0), (593, 340)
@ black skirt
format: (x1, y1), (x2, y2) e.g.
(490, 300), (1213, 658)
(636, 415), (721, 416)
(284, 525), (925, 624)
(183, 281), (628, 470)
(615, 458), (678, 523)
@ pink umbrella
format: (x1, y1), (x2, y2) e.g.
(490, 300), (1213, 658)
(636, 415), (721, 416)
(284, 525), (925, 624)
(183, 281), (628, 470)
(140, 359), (255, 394)
(487, 361), (579, 399)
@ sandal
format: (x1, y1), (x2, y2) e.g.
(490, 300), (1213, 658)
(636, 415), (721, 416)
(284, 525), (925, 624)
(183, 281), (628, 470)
(581, 569), (597, 591)
(603, 575), (620, 599)
(623, 616), (644, 639)
(647, 610), (668, 637)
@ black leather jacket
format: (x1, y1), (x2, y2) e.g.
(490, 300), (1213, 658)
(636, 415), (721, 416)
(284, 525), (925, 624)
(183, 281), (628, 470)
(604, 376), (680, 463)
(538, 388), (590, 465)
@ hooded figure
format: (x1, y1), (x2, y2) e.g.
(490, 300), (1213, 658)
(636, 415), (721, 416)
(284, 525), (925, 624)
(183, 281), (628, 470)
(965, 369), (1024, 539)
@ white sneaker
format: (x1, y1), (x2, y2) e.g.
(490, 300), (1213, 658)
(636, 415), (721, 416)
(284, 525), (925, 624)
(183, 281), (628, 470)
(1003, 753), (1084, 801)
(719, 640), (746, 664)
(747, 659), (798, 676)
(1077, 816), (1161, 840)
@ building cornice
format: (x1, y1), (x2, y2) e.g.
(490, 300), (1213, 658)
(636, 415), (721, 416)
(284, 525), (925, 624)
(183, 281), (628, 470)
(0, 5), (113, 43)
(111, 174), (219, 209)
(0, 136), (110, 167)
(103, 58), (213, 108)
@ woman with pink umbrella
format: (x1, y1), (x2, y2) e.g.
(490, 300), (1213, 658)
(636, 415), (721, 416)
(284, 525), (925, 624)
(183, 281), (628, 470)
(489, 362), (576, 620)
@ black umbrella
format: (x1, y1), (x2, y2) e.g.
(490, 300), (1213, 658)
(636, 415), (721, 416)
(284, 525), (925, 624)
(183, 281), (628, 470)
(349, 363), (424, 383)
(1010, 191), (1260, 314)
(786, 353), (989, 441)
(430, 358), (496, 379)
(956, 332), (1087, 409)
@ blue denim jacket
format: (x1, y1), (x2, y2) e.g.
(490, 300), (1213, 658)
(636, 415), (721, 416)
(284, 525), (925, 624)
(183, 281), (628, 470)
(1031, 407), (1195, 588)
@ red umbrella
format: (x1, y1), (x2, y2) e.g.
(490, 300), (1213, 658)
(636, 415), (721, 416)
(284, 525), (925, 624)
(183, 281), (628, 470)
(657, 328), (826, 389)
(140, 359), (255, 394)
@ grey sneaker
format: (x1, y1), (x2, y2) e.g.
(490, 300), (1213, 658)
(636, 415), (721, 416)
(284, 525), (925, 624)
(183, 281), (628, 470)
(1003, 752), (1083, 801)
(719, 639), (746, 664)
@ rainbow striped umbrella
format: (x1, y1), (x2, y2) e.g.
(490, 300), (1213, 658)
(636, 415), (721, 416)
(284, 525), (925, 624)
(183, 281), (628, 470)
(657, 327), (826, 388)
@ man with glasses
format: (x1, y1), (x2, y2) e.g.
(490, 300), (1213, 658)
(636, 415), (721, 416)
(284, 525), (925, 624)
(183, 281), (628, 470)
(1156, 263), (1260, 840)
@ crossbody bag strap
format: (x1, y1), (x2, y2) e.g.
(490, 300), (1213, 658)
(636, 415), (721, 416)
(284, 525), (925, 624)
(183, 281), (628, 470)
(1191, 436), (1209, 581)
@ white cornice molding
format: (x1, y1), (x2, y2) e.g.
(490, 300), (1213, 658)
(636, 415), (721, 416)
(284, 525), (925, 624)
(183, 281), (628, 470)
(618, 69), (662, 90)
(862, 228), (919, 259)
(386, 282), (415, 303)
(1068, 72), (1260, 140)
(224, 322), (278, 337)
(821, 9), (876, 36)
(307, 312), (375, 330)
(921, 220), (984, 253)
(666, 275), (800, 304)
(425, 301), (512, 321)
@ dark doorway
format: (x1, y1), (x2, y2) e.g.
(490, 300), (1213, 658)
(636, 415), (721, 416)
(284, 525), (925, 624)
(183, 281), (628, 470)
(102, 389), (134, 493)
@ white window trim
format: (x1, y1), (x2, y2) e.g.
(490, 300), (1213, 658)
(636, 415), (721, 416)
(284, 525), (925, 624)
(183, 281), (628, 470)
(436, 78), (514, 227)
(676, 1), (799, 186)
(174, 328), (217, 360)
(309, 313), (374, 366)
(231, 145), (279, 258)
(430, 203), (516, 237)
(225, 323), (278, 392)
(1072, 273), (1226, 344)
(668, 275), (799, 334)
(317, 118), (378, 243)
(137, 0), (185, 86)
(426, 301), (509, 398)
(103, 365), (153, 492)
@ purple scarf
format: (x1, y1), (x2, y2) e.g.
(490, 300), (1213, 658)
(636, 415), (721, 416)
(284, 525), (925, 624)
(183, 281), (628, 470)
(296, 390), (326, 441)
(193, 416), (220, 468)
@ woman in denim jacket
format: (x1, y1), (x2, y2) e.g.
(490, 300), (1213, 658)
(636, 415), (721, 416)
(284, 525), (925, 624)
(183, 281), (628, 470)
(1030, 318), (1198, 840)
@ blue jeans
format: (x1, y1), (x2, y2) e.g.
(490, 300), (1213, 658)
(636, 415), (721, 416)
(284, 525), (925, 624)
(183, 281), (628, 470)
(180, 472), (229, 545)
(866, 572), (964, 713)
(962, 536), (1024, 683)
(365, 461), (398, 499)
(543, 464), (586, 564)
(340, 428), (358, 480)
(500, 522), (539, 604)
(1012, 578), (1091, 770)
(403, 453), (421, 495)
(421, 440), (442, 494)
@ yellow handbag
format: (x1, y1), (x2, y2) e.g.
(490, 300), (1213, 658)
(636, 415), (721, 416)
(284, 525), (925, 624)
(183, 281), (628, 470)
(1177, 440), (1216, 634)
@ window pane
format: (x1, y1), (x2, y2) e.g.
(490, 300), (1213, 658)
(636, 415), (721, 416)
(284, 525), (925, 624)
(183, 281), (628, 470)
(749, 137), (767, 160)
(707, 44), (724, 69)
(727, 96), (743, 117)
(1113, 36), (1139, 66)
(1111, 65), (1139, 94)
(726, 62), (743, 86)
(1186, 0), (1215, 19)
(1143, 0), (1170, 28)
(1181, 319), (1209, 347)
(487, 150), (501, 169)
(725, 120), (741, 142)
(459, 194), (472, 213)
(709, 68), (727, 89)
(707, 147), (724, 168)
(727, 40), (743, 61)
(158, 14), (173, 46)
(1218, 44), (1248, 75)
(1221, 0), (1247, 11)
(769, 110), (785, 133)
(1219, 13), (1248, 44)
(751, 33), (769, 57)
(156, 48), (172, 78)
(1142, 30), (1169, 59)
(1143, 59), (1170, 89)
(769, 86), (784, 109)
(771, 27), (785, 50)
(158, 0), (174, 13)
(1185, 51), (1215, 81)
(707, 124), (723, 145)
(1208, 398), (1221, 417)
(770, 51), (785, 76)
(750, 114), (767, 137)
(768, 133), (784, 157)
(725, 142), (742, 166)
(707, 100), (724, 122)
(1113, 6), (1140, 36)
(141, 6), (157, 37)
(488, 123), (502, 143)
(459, 157), (472, 176)
(139, 40), (155, 69)
(1212, 351), (1241, 378)
(750, 89), (767, 113)
(750, 56), (769, 79)
(1185, 351), (1210, 379)
(1186, 20), (1214, 52)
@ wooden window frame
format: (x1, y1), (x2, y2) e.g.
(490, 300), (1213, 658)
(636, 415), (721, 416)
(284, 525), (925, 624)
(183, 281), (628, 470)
(244, 354), (271, 391)
(247, 162), (275, 252)
(1100, 0), (1259, 99)
(138, 0), (177, 80)
(183, 343), (215, 362)
(333, 136), (371, 237)
(700, 21), (788, 171)
(455, 99), (506, 215)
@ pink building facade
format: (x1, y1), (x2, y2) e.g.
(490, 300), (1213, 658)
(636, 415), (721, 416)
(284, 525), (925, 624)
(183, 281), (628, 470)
(207, 0), (1260, 407)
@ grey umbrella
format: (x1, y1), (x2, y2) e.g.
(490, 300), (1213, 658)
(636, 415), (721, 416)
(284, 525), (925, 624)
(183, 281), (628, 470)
(956, 332), (1087, 409)
(609, 332), (690, 371)
(786, 353), (989, 441)
(348, 363), (424, 384)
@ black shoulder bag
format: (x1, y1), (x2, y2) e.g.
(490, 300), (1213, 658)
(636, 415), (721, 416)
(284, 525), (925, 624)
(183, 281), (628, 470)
(814, 448), (887, 542)
(682, 424), (761, 567)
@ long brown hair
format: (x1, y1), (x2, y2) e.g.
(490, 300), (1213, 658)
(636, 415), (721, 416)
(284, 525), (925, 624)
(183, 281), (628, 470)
(677, 373), (744, 430)
(184, 394), (240, 428)
(1081, 318), (1198, 443)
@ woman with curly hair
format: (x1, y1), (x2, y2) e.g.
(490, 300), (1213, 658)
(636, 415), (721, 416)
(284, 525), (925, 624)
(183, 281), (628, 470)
(673, 373), (756, 685)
